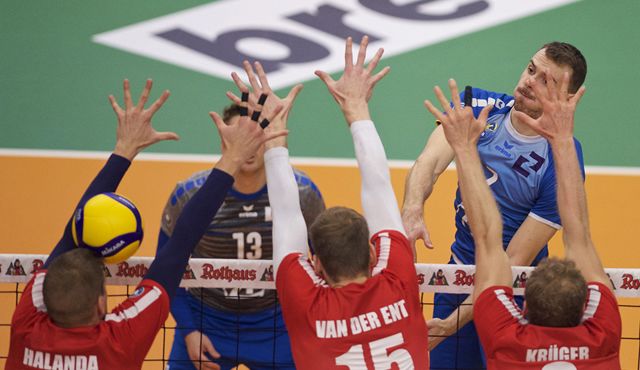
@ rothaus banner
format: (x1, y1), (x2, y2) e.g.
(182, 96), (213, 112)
(93, 0), (579, 89)
(1, 254), (638, 298)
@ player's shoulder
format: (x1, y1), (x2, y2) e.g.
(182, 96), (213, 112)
(371, 230), (415, 274)
(474, 285), (518, 314)
(468, 88), (514, 138)
(178, 169), (213, 189)
(106, 280), (169, 322)
(371, 229), (409, 244)
(292, 167), (314, 185)
(585, 282), (619, 312)
(468, 88), (514, 114)
(292, 167), (322, 197)
(169, 169), (212, 205)
(276, 253), (327, 288)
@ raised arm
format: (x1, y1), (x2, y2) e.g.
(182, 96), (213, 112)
(316, 36), (402, 235)
(513, 71), (610, 288)
(145, 93), (287, 297)
(402, 125), (455, 251)
(224, 60), (306, 275)
(45, 79), (177, 267)
(425, 80), (510, 301)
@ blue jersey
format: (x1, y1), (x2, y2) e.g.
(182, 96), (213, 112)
(450, 88), (585, 265)
(161, 167), (325, 313)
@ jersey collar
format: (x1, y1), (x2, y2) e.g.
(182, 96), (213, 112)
(505, 111), (546, 144)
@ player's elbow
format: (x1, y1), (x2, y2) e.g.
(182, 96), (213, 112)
(414, 152), (443, 178)
(561, 229), (592, 251)
(472, 225), (502, 252)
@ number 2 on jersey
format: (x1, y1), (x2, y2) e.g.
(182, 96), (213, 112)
(335, 333), (414, 369)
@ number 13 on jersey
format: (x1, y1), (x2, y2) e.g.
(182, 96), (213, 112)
(233, 231), (262, 259)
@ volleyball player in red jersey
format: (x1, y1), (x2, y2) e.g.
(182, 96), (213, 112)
(7, 80), (286, 370)
(425, 73), (621, 369)
(235, 36), (428, 369)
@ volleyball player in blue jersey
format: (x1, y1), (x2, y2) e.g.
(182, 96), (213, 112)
(402, 42), (588, 369)
(160, 63), (325, 370)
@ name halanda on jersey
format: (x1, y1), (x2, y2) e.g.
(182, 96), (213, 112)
(315, 299), (408, 339)
(23, 347), (99, 369)
(526, 345), (589, 362)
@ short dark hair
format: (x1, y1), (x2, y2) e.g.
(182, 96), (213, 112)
(524, 258), (587, 327)
(222, 104), (242, 123)
(309, 207), (370, 282)
(43, 248), (105, 326)
(541, 42), (587, 93)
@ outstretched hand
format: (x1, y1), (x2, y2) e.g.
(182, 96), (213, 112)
(424, 79), (492, 152)
(512, 70), (585, 142)
(210, 95), (287, 176)
(226, 60), (303, 149)
(315, 36), (390, 124)
(401, 209), (434, 252)
(110, 79), (179, 160)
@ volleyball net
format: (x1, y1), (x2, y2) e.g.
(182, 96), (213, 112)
(1, 254), (638, 369)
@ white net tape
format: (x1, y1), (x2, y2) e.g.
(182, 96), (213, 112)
(1, 254), (638, 297)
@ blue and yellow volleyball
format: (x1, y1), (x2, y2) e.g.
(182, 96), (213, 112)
(72, 193), (143, 264)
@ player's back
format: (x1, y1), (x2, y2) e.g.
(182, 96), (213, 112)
(277, 231), (428, 369)
(475, 283), (621, 370)
(11, 316), (143, 370)
(9, 272), (169, 370)
(488, 325), (621, 369)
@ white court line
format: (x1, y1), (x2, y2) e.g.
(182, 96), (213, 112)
(1, 148), (640, 175)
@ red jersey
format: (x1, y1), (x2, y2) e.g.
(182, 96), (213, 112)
(475, 282), (621, 369)
(276, 230), (429, 369)
(8, 270), (169, 370)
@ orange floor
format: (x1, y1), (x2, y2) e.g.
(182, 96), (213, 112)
(1, 156), (638, 369)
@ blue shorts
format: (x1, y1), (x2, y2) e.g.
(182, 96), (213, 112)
(431, 291), (485, 370)
(166, 295), (294, 370)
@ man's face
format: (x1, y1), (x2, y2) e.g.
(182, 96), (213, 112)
(513, 48), (574, 119)
(220, 115), (266, 175)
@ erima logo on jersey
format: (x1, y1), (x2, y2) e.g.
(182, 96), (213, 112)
(239, 204), (258, 218)
(494, 140), (514, 159)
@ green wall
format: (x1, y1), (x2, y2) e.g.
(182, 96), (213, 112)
(1, 0), (638, 165)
